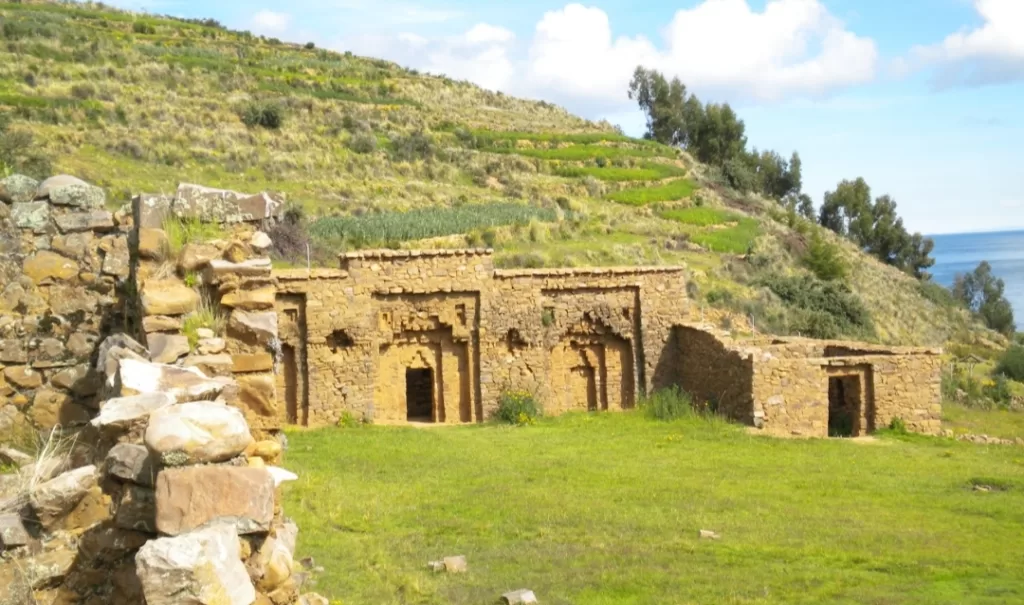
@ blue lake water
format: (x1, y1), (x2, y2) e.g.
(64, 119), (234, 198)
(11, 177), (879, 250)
(930, 230), (1024, 316)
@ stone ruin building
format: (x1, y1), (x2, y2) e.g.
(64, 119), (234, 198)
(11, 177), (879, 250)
(0, 176), (943, 443)
(0, 173), (943, 602)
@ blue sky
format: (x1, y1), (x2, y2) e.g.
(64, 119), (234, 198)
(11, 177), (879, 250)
(109, 0), (1024, 235)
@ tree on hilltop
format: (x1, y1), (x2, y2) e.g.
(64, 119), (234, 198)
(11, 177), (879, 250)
(953, 261), (1016, 335)
(819, 178), (934, 278)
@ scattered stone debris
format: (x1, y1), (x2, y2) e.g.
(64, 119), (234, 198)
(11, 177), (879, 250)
(940, 429), (1024, 446)
(502, 588), (539, 604)
(428, 554), (468, 573)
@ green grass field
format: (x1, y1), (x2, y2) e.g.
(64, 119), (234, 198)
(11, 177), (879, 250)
(282, 413), (1024, 605)
(606, 178), (698, 205)
(943, 403), (1024, 440)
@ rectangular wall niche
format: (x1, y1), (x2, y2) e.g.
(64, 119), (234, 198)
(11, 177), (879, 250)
(276, 293), (309, 426)
(826, 366), (875, 437)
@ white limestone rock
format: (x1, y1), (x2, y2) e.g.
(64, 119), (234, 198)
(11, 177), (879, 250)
(91, 393), (175, 430)
(267, 466), (298, 488)
(117, 357), (224, 402)
(145, 402), (253, 465)
(250, 231), (273, 250)
(135, 523), (256, 605)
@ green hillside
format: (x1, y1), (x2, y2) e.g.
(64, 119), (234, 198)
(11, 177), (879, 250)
(0, 0), (999, 350)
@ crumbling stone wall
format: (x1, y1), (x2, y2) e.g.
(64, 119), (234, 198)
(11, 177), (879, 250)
(275, 252), (688, 425)
(0, 174), (131, 438)
(669, 326), (754, 421)
(677, 328), (944, 437)
(1, 174), (943, 442)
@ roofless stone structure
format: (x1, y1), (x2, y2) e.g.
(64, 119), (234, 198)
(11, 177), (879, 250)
(0, 176), (943, 446)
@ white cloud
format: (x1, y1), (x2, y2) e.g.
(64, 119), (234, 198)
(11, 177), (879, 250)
(343, 24), (516, 92)
(465, 23), (515, 45)
(251, 10), (291, 35)
(343, 0), (877, 112)
(912, 0), (1024, 86)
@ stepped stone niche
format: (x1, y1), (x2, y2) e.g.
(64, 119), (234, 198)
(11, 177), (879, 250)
(0, 176), (945, 446)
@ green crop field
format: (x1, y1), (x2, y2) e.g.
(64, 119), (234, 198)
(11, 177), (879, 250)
(607, 178), (699, 205)
(309, 203), (559, 247)
(282, 412), (1024, 605)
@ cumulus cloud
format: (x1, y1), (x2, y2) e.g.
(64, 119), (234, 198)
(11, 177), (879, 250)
(911, 0), (1024, 86)
(250, 10), (291, 35)
(343, 0), (877, 112)
(343, 25), (517, 92)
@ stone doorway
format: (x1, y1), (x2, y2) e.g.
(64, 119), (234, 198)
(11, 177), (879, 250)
(828, 375), (863, 437)
(406, 368), (434, 422)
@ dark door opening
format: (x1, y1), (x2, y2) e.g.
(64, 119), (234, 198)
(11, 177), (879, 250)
(406, 368), (434, 422)
(828, 375), (862, 437)
(282, 344), (298, 425)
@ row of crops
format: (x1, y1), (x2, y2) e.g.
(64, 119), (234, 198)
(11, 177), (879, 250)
(310, 203), (559, 247)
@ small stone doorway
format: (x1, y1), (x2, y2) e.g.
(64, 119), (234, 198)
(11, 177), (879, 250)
(828, 375), (863, 437)
(406, 368), (434, 422)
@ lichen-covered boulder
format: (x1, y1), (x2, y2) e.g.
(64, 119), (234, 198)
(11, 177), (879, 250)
(10, 200), (49, 232)
(155, 466), (274, 535)
(141, 279), (200, 316)
(135, 523), (256, 605)
(54, 209), (114, 233)
(48, 182), (106, 209)
(134, 193), (174, 229)
(0, 174), (39, 204)
(29, 465), (97, 530)
(175, 182), (282, 223)
(145, 401), (253, 465)
(35, 174), (88, 198)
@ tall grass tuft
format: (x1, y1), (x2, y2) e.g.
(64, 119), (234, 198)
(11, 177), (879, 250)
(182, 293), (225, 348)
(163, 217), (225, 258)
(639, 386), (697, 421)
(494, 390), (541, 426)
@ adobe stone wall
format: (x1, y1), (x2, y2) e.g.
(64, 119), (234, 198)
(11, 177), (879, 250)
(275, 254), (688, 425)
(750, 338), (943, 437)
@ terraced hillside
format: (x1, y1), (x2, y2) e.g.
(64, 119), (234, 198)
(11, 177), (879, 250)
(0, 0), (997, 348)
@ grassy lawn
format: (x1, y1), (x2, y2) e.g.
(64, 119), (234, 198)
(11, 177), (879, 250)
(281, 413), (1024, 605)
(943, 403), (1024, 440)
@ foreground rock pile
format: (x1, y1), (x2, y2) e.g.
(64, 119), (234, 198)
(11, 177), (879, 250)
(0, 333), (323, 604)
